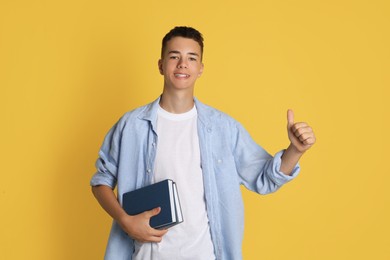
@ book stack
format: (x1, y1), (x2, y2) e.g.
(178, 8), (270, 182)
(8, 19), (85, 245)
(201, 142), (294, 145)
(122, 179), (183, 229)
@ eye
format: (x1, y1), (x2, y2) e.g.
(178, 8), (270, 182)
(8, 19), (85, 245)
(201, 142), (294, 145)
(189, 57), (197, 61)
(169, 56), (179, 60)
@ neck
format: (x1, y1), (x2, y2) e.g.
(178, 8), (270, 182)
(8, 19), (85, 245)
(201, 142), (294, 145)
(159, 90), (194, 114)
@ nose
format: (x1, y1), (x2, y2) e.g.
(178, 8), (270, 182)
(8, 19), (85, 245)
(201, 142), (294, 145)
(177, 58), (188, 69)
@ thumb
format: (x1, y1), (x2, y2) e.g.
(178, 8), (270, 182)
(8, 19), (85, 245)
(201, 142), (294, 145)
(287, 109), (294, 128)
(145, 207), (161, 218)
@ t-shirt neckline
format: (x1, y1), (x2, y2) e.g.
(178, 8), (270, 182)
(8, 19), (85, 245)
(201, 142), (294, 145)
(157, 104), (197, 121)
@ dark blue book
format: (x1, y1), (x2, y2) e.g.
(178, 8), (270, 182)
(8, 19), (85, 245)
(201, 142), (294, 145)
(122, 179), (183, 229)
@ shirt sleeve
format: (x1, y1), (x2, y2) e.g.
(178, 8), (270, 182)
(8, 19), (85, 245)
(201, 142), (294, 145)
(232, 121), (300, 194)
(90, 122), (122, 189)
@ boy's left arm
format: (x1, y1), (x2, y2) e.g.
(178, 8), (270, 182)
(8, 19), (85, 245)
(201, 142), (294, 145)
(280, 109), (316, 175)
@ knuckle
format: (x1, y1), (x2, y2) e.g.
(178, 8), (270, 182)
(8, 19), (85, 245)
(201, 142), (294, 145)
(305, 138), (314, 145)
(300, 133), (309, 141)
(291, 125), (297, 132)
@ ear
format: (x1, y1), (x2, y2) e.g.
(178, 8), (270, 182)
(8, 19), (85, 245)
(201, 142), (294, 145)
(158, 59), (163, 75)
(198, 63), (204, 78)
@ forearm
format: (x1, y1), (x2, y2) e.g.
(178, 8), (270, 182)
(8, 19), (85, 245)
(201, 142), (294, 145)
(280, 143), (304, 175)
(92, 185), (168, 242)
(92, 185), (127, 223)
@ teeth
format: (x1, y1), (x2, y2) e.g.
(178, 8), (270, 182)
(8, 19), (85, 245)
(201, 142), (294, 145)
(175, 74), (189, 78)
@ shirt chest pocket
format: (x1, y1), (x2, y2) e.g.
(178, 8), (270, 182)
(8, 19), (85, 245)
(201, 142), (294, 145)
(212, 153), (239, 179)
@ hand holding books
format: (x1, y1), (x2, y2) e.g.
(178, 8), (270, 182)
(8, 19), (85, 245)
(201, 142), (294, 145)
(120, 179), (184, 242)
(117, 207), (168, 243)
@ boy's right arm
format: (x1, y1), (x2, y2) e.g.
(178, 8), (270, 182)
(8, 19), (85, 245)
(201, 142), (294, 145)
(91, 185), (168, 243)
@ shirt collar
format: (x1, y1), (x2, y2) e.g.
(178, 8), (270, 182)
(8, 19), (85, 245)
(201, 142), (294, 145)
(138, 96), (214, 131)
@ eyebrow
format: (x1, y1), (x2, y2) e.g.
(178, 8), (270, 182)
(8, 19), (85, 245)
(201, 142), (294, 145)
(168, 50), (199, 57)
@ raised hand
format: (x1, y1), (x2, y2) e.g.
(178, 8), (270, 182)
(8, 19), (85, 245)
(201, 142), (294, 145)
(287, 109), (316, 153)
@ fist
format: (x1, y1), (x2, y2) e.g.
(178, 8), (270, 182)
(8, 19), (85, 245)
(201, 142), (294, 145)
(287, 109), (316, 153)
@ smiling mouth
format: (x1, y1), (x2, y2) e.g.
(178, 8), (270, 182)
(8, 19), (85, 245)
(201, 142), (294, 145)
(174, 73), (190, 78)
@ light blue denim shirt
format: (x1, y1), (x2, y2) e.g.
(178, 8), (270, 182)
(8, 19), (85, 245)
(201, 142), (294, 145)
(90, 97), (300, 260)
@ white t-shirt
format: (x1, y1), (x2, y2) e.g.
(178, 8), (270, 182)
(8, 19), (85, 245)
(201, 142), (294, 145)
(132, 104), (215, 260)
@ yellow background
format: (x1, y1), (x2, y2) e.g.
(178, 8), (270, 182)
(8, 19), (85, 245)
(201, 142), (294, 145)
(1, 0), (389, 259)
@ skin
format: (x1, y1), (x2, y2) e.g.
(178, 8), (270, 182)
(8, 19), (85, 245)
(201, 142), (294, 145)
(92, 36), (316, 243)
(91, 185), (167, 243)
(158, 36), (204, 113)
(280, 109), (316, 174)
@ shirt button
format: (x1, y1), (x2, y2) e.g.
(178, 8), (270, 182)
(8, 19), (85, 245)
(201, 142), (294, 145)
(217, 159), (222, 163)
(147, 169), (151, 174)
(207, 128), (212, 133)
(152, 142), (156, 147)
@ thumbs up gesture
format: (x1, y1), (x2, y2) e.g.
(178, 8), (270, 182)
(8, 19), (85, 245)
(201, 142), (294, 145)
(287, 109), (316, 153)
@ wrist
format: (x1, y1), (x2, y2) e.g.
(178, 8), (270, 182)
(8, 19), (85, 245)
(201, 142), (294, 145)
(282, 144), (304, 164)
(280, 144), (303, 175)
(117, 211), (130, 223)
(287, 143), (305, 156)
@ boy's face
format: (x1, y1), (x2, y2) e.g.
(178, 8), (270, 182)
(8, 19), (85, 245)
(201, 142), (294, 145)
(158, 37), (204, 92)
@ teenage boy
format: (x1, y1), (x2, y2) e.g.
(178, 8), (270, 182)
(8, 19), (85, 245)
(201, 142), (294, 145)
(91, 26), (316, 260)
